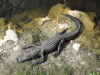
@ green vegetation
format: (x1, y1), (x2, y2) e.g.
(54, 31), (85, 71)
(48, 4), (64, 19)
(0, 18), (8, 38)
(3, 62), (72, 75)
(8, 62), (100, 75)
(89, 72), (100, 75)
(48, 3), (70, 19)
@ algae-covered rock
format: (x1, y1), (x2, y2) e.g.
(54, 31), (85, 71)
(87, 12), (96, 21)
(0, 18), (5, 24)
(21, 20), (40, 44)
(40, 15), (73, 38)
(9, 8), (48, 42)
(79, 11), (95, 32)
(48, 3), (64, 19)
(0, 18), (6, 31)
(70, 11), (100, 54)
(48, 3), (71, 19)
(11, 8), (47, 23)
(22, 26), (41, 44)
(0, 18), (7, 38)
(48, 4), (95, 36)
(67, 10), (95, 32)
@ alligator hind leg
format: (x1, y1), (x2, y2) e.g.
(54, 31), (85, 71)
(54, 39), (64, 57)
(23, 44), (39, 49)
(32, 50), (47, 66)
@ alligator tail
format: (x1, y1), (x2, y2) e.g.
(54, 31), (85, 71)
(61, 14), (81, 40)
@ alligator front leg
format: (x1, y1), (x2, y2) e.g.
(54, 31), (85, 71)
(54, 39), (64, 57)
(32, 50), (47, 65)
(16, 49), (40, 62)
(17, 52), (35, 62)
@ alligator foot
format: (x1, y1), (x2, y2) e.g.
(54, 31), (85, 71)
(32, 51), (47, 66)
(32, 57), (45, 66)
(32, 57), (47, 66)
(16, 57), (24, 63)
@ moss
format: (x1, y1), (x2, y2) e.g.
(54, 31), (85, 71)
(48, 3), (71, 20)
(74, 11), (95, 32)
(0, 18), (5, 24)
(48, 3), (64, 19)
(11, 8), (47, 24)
(78, 26), (100, 54)
(80, 12), (94, 32)
(49, 7), (96, 55)
(9, 8), (48, 37)
(71, 11), (99, 54)
(0, 18), (7, 38)
(87, 12), (96, 21)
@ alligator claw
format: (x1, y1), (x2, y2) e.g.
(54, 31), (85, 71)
(23, 45), (31, 49)
(32, 62), (38, 66)
(16, 57), (24, 63)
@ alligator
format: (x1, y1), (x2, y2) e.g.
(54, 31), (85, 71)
(16, 14), (82, 65)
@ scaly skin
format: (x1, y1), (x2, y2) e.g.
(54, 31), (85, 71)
(16, 14), (81, 65)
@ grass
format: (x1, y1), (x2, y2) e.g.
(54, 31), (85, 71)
(14, 63), (71, 75)
(89, 72), (100, 75)
(14, 62), (100, 75)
